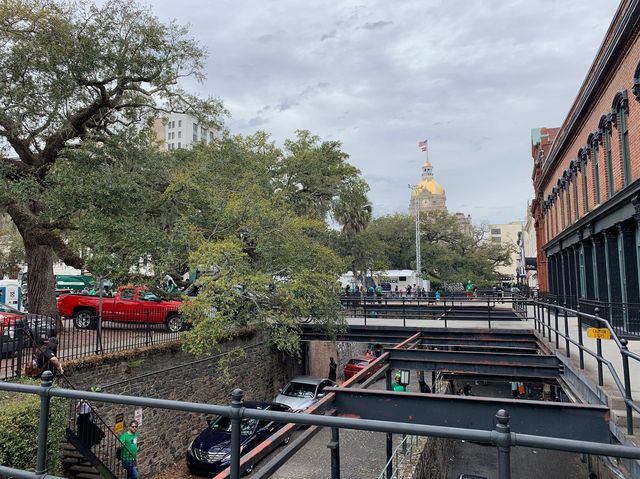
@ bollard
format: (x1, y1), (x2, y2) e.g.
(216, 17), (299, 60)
(36, 371), (54, 475)
(495, 409), (512, 479)
(555, 305), (561, 349)
(620, 339), (634, 435)
(229, 388), (244, 479)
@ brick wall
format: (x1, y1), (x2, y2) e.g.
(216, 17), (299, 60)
(65, 330), (302, 476)
(539, 18), (640, 242)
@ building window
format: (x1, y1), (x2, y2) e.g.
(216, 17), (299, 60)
(560, 191), (565, 229)
(178, 142), (181, 148)
(573, 173), (579, 219)
(178, 120), (182, 127)
(193, 123), (198, 141)
(209, 131), (214, 142)
(581, 156), (589, 214)
(600, 114), (614, 198)
(590, 132), (601, 205)
(491, 228), (501, 235)
(178, 131), (181, 139)
(613, 91), (631, 187)
(566, 182), (572, 225)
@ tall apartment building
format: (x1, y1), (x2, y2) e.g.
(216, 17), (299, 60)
(488, 221), (523, 285)
(531, 0), (640, 322)
(517, 202), (538, 289)
(153, 113), (216, 150)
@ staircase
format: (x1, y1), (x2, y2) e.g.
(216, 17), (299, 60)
(62, 439), (102, 479)
(58, 376), (125, 479)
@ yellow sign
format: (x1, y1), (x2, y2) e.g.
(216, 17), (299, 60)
(114, 413), (125, 434)
(587, 327), (611, 340)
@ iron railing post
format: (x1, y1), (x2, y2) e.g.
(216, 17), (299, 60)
(564, 306), (570, 357)
(363, 298), (367, 327)
(386, 432), (393, 479)
(594, 308), (603, 386)
(230, 388), (244, 479)
(546, 303), (551, 341)
(495, 409), (512, 479)
(36, 371), (54, 475)
(488, 297), (491, 329)
(620, 339), (634, 435)
(328, 427), (340, 479)
(577, 307), (584, 369)
(555, 305), (561, 349)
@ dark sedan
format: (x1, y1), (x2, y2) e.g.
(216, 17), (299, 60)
(186, 401), (291, 475)
(0, 304), (57, 357)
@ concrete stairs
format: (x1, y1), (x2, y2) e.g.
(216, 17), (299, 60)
(62, 441), (102, 479)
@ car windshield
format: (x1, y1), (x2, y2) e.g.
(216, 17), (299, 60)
(210, 416), (258, 436)
(281, 381), (316, 398)
(348, 359), (369, 366)
(0, 303), (20, 314)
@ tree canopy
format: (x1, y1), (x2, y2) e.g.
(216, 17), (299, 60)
(0, 0), (223, 314)
(354, 211), (515, 287)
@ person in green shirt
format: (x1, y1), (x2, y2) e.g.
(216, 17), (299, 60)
(119, 420), (139, 479)
(392, 372), (409, 392)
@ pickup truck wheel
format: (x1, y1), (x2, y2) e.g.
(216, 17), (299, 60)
(165, 313), (182, 333)
(73, 310), (96, 329)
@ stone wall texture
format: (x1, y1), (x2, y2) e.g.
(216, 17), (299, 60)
(64, 330), (302, 476)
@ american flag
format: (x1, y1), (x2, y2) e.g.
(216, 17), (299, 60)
(418, 139), (428, 152)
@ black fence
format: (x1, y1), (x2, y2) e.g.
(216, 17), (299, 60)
(534, 294), (640, 338)
(0, 312), (186, 380)
(339, 295), (523, 327)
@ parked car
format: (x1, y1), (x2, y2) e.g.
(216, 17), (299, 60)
(186, 401), (291, 475)
(343, 356), (383, 381)
(273, 376), (334, 412)
(0, 303), (57, 357)
(57, 286), (183, 332)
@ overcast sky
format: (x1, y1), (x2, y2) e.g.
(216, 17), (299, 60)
(150, 0), (621, 224)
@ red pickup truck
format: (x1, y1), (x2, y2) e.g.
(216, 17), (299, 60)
(57, 287), (183, 332)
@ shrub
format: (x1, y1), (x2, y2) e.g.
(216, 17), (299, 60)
(0, 378), (67, 475)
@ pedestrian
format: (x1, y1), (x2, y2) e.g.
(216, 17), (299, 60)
(510, 381), (519, 399)
(37, 337), (64, 378)
(76, 394), (105, 448)
(466, 280), (473, 298)
(435, 290), (441, 301)
(345, 284), (350, 296)
(394, 285), (398, 297)
(392, 372), (408, 392)
(406, 285), (412, 297)
(119, 420), (139, 479)
(462, 384), (474, 396)
(328, 357), (337, 382)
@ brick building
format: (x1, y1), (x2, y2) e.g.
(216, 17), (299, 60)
(531, 0), (640, 331)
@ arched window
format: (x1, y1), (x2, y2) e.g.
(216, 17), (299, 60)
(570, 160), (579, 219)
(599, 114), (614, 198)
(632, 61), (640, 102)
(579, 147), (589, 213)
(588, 132), (601, 205)
(612, 90), (631, 186)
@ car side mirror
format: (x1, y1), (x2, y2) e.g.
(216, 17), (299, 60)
(317, 392), (325, 398)
(206, 418), (212, 426)
(278, 388), (283, 393)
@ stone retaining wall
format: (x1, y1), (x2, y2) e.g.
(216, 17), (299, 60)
(65, 330), (302, 476)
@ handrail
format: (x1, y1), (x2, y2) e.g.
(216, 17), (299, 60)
(530, 298), (639, 435)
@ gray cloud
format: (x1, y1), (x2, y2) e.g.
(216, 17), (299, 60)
(362, 20), (393, 30)
(150, 0), (621, 223)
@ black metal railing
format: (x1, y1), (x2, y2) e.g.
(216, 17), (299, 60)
(1, 312), (187, 380)
(3, 376), (640, 479)
(58, 375), (129, 479)
(530, 298), (640, 435)
(339, 295), (523, 328)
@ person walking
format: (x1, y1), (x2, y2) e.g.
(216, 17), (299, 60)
(328, 357), (337, 382)
(119, 420), (139, 479)
(38, 337), (64, 378)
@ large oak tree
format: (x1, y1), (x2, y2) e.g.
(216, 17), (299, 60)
(0, 0), (222, 315)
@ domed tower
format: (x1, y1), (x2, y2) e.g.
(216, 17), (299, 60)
(409, 159), (447, 215)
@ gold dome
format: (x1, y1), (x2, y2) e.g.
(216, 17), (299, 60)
(414, 178), (444, 195)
